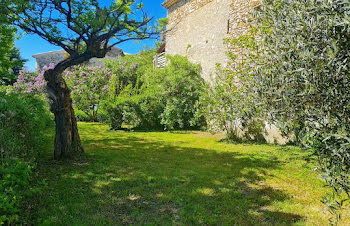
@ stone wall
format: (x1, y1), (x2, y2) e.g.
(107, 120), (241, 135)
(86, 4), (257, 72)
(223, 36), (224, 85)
(164, 0), (261, 81)
(165, 0), (231, 81)
(228, 0), (261, 38)
(164, 0), (262, 79)
(164, 0), (286, 143)
(167, 0), (214, 28)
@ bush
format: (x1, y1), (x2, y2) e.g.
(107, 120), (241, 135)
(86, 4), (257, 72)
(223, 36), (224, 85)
(198, 29), (265, 142)
(0, 87), (53, 224)
(0, 159), (31, 223)
(74, 107), (92, 122)
(64, 65), (111, 122)
(0, 88), (52, 159)
(13, 66), (50, 94)
(64, 50), (152, 123)
(231, 0), (350, 222)
(102, 53), (148, 128)
(105, 55), (206, 130)
(105, 103), (124, 130)
(62, 49), (205, 130)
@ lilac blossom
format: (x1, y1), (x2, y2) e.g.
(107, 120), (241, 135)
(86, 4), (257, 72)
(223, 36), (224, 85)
(13, 64), (53, 94)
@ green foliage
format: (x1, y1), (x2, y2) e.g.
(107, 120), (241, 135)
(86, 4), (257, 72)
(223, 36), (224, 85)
(0, 87), (53, 224)
(312, 134), (350, 223)
(0, 88), (53, 158)
(224, 0), (350, 222)
(105, 53), (150, 98)
(105, 54), (206, 130)
(154, 55), (206, 130)
(64, 50), (157, 124)
(74, 107), (92, 122)
(7, 48), (27, 83)
(0, 159), (31, 224)
(105, 103), (124, 130)
(0, 24), (15, 75)
(65, 65), (111, 122)
(0, 8), (26, 85)
(0, 23), (25, 85)
(199, 28), (265, 142)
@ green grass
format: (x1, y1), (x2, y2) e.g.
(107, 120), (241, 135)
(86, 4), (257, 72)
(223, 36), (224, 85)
(29, 122), (350, 225)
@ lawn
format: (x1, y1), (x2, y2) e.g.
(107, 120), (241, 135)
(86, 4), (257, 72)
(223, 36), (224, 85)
(29, 122), (349, 225)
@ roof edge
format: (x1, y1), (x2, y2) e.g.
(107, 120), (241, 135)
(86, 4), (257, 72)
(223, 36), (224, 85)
(32, 46), (124, 58)
(32, 49), (66, 58)
(162, 0), (181, 9)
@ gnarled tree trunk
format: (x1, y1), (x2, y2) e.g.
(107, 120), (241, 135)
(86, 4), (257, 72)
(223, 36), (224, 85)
(43, 50), (109, 159)
(44, 69), (84, 160)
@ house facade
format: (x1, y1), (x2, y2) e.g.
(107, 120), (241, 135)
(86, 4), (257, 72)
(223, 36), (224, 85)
(162, 0), (286, 144)
(162, 0), (260, 81)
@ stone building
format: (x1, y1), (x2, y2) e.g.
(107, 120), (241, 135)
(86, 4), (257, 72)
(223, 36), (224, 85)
(161, 0), (260, 81)
(161, 0), (285, 143)
(32, 46), (124, 71)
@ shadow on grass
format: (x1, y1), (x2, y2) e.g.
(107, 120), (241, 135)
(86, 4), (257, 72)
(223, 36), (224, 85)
(219, 138), (268, 146)
(114, 128), (203, 133)
(32, 125), (304, 225)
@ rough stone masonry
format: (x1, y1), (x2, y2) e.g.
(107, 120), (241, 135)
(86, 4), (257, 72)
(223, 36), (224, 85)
(162, 0), (286, 144)
(163, 0), (260, 82)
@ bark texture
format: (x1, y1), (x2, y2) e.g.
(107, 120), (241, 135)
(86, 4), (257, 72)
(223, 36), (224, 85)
(43, 51), (111, 159)
(44, 69), (84, 160)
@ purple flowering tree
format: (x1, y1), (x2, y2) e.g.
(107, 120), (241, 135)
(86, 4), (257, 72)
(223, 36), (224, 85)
(64, 65), (113, 122)
(64, 61), (139, 122)
(104, 60), (140, 97)
(14, 64), (54, 94)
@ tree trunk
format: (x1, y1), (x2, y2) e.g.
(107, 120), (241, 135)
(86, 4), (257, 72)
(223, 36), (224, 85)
(44, 69), (84, 160)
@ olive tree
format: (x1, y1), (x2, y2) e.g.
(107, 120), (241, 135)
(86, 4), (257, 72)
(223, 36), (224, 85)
(2, 0), (158, 159)
(252, 0), (350, 222)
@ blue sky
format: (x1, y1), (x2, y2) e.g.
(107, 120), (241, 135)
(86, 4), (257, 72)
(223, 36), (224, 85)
(15, 0), (167, 71)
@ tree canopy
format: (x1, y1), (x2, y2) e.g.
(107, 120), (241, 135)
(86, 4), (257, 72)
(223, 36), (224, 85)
(0, 23), (25, 84)
(3, 0), (158, 72)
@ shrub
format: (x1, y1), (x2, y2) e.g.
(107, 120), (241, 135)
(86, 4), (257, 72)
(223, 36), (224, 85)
(105, 103), (124, 130)
(199, 28), (265, 142)
(105, 55), (206, 130)
(104, 48), (155, 96)
(0, 159), (31, 224)
(74, 107), (92, 122)
(64, 50), (152, 123)
(235, 0), (350, 222)
(0, 87), (53, 224)
(64, 65), (111, 122)
(13, 65), (52, 94)
(0, 88), (53, 158)
(155, 55), (206, 130)
(101, 54), (147, 128)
